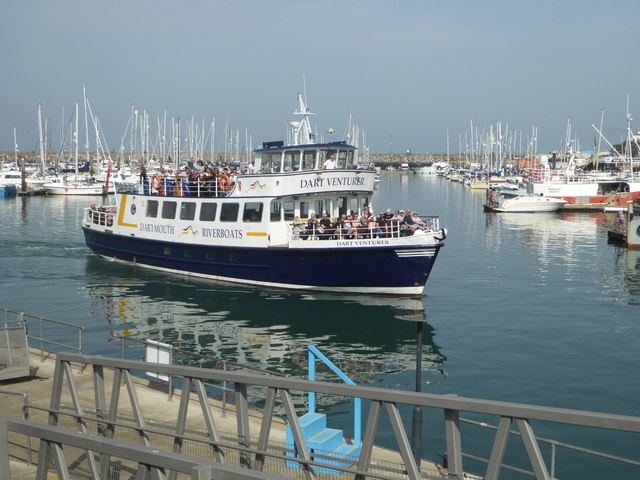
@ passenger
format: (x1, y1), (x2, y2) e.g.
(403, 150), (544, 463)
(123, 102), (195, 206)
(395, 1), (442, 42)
(319, 212), (335, 239)
(212, 167), (221, 196)
(304, 213), (320, 239)
(165, 169), (175, 196)
(187, 167), (199, 195)
(200, 167), (215, 197)
(377, 212), (389, 237)
(367, 210), (382, 238)
(402, 209), (418, 235)
(292, 216), (305, 239)
(390, 210), (404, 236)
(351, 212), (366, 238)
(181, 167), (194, 197)
(336, 213), (359, 239)
(140, 165), (149, 194)
(411, 211), (428, 230)
(218, 168), (231, 196)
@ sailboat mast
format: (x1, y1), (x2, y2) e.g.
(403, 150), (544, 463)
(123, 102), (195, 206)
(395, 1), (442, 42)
(74, 103), (79, 171)
(38, 104), (45, 174)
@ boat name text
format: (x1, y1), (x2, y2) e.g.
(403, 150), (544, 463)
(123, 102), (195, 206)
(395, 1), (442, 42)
(139, 223), (175, 235)
(300, 176), (365, 189)
(202, 228), (244, 239)
(336, 239), (391, 247)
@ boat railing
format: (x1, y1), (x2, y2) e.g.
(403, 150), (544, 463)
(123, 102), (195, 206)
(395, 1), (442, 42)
(84, 205), (117, 227)
(289, 216), (440, 241)
(142, 177), (235, 198)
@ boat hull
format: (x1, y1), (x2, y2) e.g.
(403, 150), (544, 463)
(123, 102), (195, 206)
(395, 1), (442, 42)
(82, 227), (442, 295)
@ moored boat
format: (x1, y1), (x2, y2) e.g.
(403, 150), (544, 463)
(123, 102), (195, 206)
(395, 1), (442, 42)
(81, 95), (447, 295)
(484, 185), (567, 213)
(525, 167), (640, 209)
(43, 175), (108, 195)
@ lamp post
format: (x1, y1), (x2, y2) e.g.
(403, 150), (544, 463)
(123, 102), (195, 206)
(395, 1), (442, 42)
(395, 309), (427, 468)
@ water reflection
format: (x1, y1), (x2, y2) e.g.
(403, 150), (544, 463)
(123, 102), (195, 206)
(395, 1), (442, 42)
(84, 256), (446, 385)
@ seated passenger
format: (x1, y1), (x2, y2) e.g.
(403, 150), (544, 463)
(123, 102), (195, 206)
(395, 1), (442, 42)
(402, 209), (418, 235)
(378, 212), (389, 237)
(319, 212), (336, 239)
(303, 213), (320, 239)
(411, 211), (428, 230)
(336, 213), (359, 239)
(292, 216), (305, 239)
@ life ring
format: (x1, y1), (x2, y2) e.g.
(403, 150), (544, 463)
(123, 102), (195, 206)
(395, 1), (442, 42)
(151, 174), (162, 191)
(218, 174), (231, 192)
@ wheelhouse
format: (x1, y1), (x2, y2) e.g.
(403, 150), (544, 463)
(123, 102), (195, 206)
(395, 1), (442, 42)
(254, 141), (357, 173)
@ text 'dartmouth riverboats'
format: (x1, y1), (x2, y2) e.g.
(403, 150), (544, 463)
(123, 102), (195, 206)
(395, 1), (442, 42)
(81, 95), (446, 295)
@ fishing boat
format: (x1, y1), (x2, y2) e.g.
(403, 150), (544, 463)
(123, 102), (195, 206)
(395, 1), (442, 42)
(484, 185), (567, 213)
(81, 94), (447, 295)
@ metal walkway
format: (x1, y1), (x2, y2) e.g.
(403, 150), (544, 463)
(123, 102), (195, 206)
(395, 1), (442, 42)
(1, 351), (640, 479)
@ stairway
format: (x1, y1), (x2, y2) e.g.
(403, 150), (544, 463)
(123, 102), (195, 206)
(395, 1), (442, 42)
(286, 412), (361, 475)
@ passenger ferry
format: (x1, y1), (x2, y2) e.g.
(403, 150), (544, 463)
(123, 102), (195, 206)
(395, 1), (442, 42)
(81, 95), (446, 295)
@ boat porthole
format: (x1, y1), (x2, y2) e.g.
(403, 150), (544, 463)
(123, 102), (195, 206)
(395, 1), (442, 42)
(130, 204), (136, 215)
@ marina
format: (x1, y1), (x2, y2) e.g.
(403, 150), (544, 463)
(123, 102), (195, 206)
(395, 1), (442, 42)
(1, 173), (640, 478)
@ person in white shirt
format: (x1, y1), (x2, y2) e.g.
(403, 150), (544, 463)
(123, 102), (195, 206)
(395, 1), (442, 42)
(322, 154), (337, 169)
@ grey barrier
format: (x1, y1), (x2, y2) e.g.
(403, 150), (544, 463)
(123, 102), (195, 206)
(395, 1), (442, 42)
(32, 353), (640, 480)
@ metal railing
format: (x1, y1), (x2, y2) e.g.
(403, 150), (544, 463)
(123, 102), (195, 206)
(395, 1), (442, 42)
(290, 216), (441, 242)
(308, 345), (362, 446)
(0, 391), (32, 465)
(34, 352), (640, 480)
(0, 417), (288, 480)
(0, 308), (84, 359)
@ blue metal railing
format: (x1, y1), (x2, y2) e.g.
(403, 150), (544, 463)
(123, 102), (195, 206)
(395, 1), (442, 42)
(307, 345), (361, 445)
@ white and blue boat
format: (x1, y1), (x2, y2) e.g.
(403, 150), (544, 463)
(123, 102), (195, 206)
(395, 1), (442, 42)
(81, 95), (446, 295)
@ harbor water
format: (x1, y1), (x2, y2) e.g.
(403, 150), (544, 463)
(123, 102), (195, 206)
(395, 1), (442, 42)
(0, 174), (639, 478)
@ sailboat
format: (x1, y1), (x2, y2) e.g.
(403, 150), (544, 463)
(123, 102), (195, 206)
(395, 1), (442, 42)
(43, 100), (109, 196)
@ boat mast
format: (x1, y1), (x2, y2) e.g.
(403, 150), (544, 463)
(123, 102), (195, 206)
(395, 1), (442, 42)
(83, 86), (90, 167)
(13, 127), (18, 168)
(38, 104), (46, 174)
(74, 103), (79, 177)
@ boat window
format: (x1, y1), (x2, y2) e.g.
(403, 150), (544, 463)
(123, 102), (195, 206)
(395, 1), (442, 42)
(325, 199), (334, 217)
(220, 203), (239, 222)
(349, 198), (358, 215)
(180, 202), (196, 221)
(302, 151), (316, 170)
(345, 150), (354, 168)
(315, 200), (324, 216)
(199, 203), (217, 221)
(338, 197), (347, 216)
(146, 200), (159, 218)
(283, 151), (300, 172)
(337, 150), (348, 169)
(184, 248), (192, 258)
(299, 201), (309, 218)
(243, 202), (263, 222)
(283, 201), (295, 220)
(262, 152), (281, 173)
(161, 201), (177, 219)
(270, 201), (282, 221)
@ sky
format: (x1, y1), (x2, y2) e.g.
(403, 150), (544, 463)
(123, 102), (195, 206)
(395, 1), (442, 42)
(2, 0), (639, 156)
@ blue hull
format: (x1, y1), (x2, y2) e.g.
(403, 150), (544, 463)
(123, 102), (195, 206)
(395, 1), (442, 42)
(82, 227), (442, 294)
(0, 185), (17, 198)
